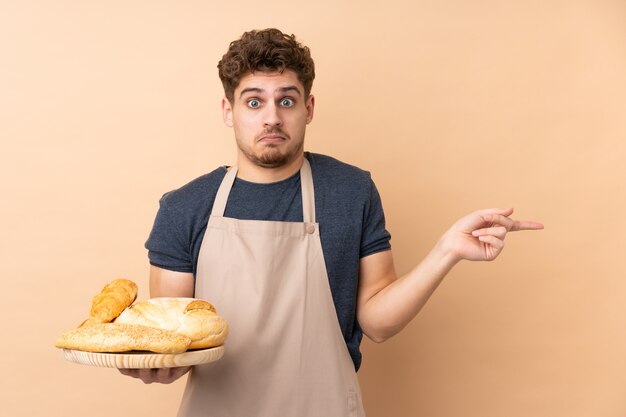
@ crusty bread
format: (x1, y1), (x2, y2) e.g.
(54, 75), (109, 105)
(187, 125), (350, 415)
(114, 298), (228, 349)
(55, 323), (191, 354)
(81, 279), (138, 327)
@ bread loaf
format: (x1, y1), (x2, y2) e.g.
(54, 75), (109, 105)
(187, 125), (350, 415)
(54, 279), (228, 355)
(54, 323), (191, 354)
(81, 279), (138, 327)
(114, 298), (228, 349)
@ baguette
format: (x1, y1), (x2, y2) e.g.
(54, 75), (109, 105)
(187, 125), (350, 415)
(114, 298), (228, 349)
(55, 323), (191, 354)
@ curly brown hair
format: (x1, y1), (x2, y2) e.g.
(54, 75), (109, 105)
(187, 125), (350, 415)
(217, 28), (315, 102)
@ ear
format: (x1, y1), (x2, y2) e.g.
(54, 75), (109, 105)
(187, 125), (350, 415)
(222, 97), (233, 127)
(305, 94), (315, 124)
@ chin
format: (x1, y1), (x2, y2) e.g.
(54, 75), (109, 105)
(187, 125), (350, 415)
(255, 155), (291, 168)
(251, 146), (301, 168)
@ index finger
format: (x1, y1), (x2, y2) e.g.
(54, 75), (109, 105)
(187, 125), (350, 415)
(511, 220), (544, 232)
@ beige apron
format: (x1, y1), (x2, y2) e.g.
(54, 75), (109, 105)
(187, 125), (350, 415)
(177, 158), (366, 417)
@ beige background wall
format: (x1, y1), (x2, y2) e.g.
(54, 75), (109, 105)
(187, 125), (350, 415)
(2, 1), (625, 416)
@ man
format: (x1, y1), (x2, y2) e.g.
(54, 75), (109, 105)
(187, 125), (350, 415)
(121, 28), (543, 416)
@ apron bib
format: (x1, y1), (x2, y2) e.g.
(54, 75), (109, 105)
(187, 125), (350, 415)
(177, 158), (365, 417)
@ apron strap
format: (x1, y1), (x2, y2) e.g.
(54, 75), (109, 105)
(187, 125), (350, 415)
(211, 165), (238, 217)
(210, 157), (316, 223)
(300, 158), (316, 223)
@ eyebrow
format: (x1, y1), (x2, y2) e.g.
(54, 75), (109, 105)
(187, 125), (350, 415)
(239, 85), (302, 99)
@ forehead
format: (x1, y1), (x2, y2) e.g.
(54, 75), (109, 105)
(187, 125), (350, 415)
(234, 70), (304, 97)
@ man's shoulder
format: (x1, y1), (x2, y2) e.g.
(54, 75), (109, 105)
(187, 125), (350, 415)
(306, 152), (373, 190)
(158, 166), (227, 209)
(307, 152), (371, 179)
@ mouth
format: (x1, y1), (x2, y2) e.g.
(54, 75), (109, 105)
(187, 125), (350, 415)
(257, 134), (287, 144)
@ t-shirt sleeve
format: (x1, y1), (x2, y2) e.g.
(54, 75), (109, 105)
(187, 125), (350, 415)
(360, 178), (392, 258)
(145, 194), (194, 273)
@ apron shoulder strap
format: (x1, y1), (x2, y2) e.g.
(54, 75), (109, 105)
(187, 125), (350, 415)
(300, 158), (316, 223)
(211, 166), (238, 217)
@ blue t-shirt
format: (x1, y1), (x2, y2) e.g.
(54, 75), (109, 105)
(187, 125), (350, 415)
(145, 152), (391, 370)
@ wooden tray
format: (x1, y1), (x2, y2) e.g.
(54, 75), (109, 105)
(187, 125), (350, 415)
(61, 345), (225, 369)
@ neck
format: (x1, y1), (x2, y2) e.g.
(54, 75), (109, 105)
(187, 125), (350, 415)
(235, 152), (305, 183)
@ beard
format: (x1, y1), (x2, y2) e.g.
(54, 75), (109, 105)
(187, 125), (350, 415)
(236, 129), (304, 168)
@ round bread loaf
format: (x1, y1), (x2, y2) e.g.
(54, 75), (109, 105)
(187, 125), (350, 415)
(114, 298), (228, 349)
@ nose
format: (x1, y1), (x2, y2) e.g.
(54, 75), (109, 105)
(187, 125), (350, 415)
(263, 103), (282, 128)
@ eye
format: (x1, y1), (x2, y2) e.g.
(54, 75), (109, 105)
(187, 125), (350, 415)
(280, 98), (295, 107)
(247, 99), (261, 108)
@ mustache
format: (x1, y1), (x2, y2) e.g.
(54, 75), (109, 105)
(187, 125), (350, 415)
(256, 127), (290, 140)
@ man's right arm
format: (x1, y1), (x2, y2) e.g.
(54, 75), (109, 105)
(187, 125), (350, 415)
(149, 265), (195, 298)
(118, 266), (195, 384)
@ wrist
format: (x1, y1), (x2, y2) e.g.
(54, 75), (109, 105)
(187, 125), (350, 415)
(432, 233), (462, 270)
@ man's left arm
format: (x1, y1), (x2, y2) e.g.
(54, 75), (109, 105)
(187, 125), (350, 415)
(356, 207), (543, 343)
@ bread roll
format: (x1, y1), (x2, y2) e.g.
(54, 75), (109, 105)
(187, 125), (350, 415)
(81, 278), (138, 327)
(55, 323), (191, 354)
(114, 298), (228, 349)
